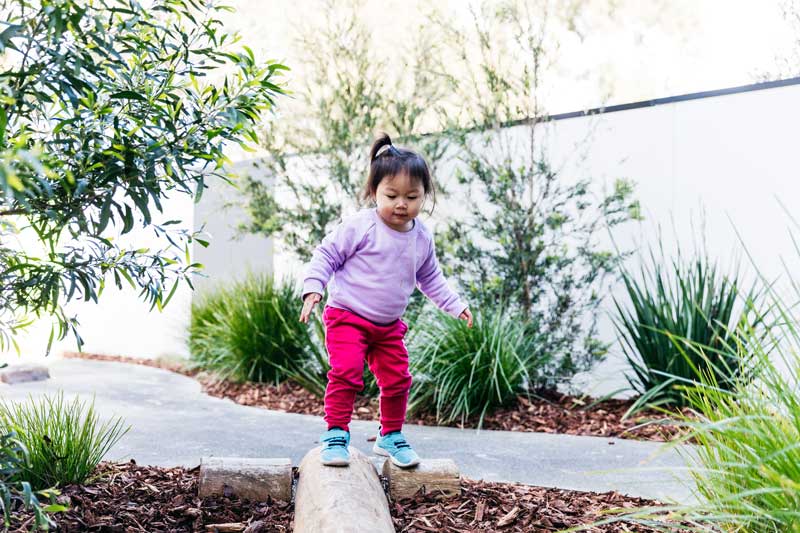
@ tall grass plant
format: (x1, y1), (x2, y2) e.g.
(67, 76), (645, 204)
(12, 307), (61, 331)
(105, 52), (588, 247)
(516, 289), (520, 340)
(614, 243), (761, 409)
(189, 274), (326, 387)
(568, 219), (800, 532)
(0, 393), (128, 491)
(407, 307), (547, 427)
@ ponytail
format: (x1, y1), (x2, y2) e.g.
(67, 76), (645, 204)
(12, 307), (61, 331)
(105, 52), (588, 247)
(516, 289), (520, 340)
(369, 132), (398, 161)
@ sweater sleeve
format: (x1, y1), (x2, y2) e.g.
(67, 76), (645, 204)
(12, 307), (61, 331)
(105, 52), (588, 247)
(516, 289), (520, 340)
(416, 237), (467, 317)
(302, 216), (369, 298)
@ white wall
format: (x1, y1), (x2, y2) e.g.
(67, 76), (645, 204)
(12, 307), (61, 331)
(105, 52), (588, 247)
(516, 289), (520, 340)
(8, 81), (796, 377)
(192, 159), (274, 295)
(544, 82), (800, 397)
(266, 81), (800, 397)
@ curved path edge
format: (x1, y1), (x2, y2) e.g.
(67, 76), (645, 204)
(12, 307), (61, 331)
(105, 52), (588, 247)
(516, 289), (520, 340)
(0, 358), (697, 504)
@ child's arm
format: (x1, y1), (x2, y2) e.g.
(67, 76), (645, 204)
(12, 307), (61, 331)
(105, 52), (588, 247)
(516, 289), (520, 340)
(416, 239), (471, 325)
(299, 216), (369, 322)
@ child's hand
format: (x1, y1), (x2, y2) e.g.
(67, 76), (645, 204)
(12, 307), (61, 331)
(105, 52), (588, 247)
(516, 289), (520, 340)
(459, 308), (473, 328)
(300, 293), (322, 323)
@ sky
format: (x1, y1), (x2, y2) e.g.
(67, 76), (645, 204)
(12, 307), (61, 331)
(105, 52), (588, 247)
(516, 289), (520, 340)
(218, 0), (797, 115)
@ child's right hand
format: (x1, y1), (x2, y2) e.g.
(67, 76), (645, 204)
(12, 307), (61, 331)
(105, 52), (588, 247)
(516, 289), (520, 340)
(299, 292), (322, 323)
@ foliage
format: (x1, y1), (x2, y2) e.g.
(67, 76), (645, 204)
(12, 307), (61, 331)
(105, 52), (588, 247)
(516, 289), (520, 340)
(431, 1), (641, 388)
(565, 213), (800, 533)
(238, 0), (448, 261)
(0, 392), (128, 491)
(577, 292), (800, 533)
(408, 307), (547, 427)
(0, 0), (286, 352)
(759, 0), (800, 80)
(189, 274), (319, 384)
(0, 430), (60, 530)
(614, 243), (762, 408)
(189, 275), (380, 397)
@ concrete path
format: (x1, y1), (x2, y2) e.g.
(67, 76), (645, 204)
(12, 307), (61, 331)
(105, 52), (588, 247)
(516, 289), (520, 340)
(0, 359), (697, 504)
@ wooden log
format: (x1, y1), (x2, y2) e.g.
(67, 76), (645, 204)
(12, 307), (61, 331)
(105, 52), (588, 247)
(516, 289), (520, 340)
(294, 446), (393, 533)
(382, 458), (460, 500)
(198, 457), (292, 502)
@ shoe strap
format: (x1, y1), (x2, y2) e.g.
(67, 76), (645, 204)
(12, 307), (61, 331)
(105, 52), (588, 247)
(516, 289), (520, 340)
(323, 436), (348, 448)
(384, 433), (412, 449)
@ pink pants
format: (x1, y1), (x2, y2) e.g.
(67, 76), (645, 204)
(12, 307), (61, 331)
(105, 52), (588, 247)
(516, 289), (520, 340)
(322, 306), (412, 434)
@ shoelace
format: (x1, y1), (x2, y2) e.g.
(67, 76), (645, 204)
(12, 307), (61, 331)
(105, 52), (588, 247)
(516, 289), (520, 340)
(323, 436), (348, 448)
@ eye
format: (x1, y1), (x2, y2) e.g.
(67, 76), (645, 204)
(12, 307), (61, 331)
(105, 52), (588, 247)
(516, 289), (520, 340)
(408, 196), (418, 200)
(386, 195), (396, 199)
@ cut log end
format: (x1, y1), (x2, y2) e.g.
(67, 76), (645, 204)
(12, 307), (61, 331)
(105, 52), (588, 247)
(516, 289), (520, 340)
(198, 457), (292, 502)
(382, 458), (460, 500)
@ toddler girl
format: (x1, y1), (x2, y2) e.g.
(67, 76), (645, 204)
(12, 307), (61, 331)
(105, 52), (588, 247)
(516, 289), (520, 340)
(299, 133), (473, 468)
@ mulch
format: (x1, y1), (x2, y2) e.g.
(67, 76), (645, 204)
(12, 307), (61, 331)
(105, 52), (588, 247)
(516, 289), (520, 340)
(62, 352), (694, 443)
(8, 461), (294, 532)
(8, 461), (674, 532)
(392, 478), (673, 532)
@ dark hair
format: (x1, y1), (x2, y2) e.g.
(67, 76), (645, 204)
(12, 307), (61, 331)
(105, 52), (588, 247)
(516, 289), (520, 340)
(363, 132), (436, 211)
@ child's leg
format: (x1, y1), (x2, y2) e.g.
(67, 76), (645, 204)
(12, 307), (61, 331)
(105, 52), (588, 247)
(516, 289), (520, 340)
(366, 319), (412, 435)
(323, 307), (370, 432)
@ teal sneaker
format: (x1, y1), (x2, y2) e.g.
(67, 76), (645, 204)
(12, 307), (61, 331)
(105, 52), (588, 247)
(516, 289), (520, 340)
(373, 429), (420, 468)
(320, 427), (350, 466)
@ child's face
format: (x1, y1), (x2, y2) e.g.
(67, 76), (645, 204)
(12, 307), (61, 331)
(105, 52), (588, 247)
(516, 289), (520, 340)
(374, 173), (425, 232)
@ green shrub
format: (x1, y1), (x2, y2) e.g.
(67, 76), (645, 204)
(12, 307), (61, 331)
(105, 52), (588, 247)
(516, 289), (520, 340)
(582, 298), (800, 533)
(614, 246), (761, 409)
(407, 307), (546, 427)
(576, 220), (800, 533)
(0, 393), (128, 491)
(189, 274), (321, 385)
(189, 274), (380, 397)
(0, 430), (58, 530)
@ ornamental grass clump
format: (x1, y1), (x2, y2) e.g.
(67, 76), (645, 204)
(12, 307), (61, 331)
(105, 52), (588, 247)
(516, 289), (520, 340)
(572, 224), (800, 533)
(189, 274), (322, 385)
(0, 393), (128, 491)
(614, 244), (761, 409)
(677, 324), (800, 532)
(575, 299), (800, 533)
(408, 308), (546, 427)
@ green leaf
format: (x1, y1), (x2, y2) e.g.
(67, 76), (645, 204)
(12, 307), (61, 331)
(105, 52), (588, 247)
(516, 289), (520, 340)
(98, 197), (113, 234)
(109, 91), (146, 102)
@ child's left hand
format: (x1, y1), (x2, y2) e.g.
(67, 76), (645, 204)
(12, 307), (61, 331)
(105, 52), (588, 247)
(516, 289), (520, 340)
(459, 308), (473, 328)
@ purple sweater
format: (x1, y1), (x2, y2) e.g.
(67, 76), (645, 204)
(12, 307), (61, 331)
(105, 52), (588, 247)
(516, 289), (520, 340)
(302, 208), (467, 324)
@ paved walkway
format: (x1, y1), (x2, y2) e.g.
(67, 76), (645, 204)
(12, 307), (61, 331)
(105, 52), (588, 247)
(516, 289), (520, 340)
(0, 359), (697, 504)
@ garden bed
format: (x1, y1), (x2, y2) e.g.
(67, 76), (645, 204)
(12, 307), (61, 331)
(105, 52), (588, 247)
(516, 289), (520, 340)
(63, 352), (691, 443)
(10, 460), (669, 532)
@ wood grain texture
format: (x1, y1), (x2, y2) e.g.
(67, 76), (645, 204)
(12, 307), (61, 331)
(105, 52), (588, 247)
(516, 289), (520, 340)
(198, 457), (292, 502)
(382, 458), (460, 500)
(294, 446), (393, 533)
